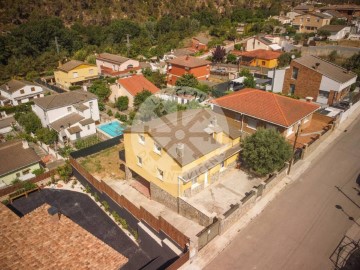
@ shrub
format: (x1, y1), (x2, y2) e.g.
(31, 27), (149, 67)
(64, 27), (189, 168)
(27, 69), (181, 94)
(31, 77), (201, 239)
(116, 96), (129, 111)
(119, 218), (128, 230)
(57, 161), (72, 183)
(74, 135), (100, 149)
(11, 178), (21, 185)
(69, 85), (82, 91)
(130, 227), (139, 241)
(94, 193), (100, 202)
(84, 184), (91, 193)
(32, 167), (45, 176)
(101, 200), (110, 212)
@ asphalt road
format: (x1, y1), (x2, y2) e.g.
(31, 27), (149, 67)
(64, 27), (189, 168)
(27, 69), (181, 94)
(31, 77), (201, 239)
(206, 116), (360, 270)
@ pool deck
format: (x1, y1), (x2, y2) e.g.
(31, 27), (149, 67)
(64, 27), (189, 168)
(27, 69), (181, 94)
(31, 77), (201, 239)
(97, 119), (125, 138)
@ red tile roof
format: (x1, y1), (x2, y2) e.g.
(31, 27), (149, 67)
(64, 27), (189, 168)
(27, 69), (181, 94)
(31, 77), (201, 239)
(168, 55), (211, 68)
(211, 89), (320, 127)
(231, 49), (282, 60)
(118, 75), (160, 96)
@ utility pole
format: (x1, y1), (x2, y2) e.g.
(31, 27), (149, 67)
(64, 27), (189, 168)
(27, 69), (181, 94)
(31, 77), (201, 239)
(287, 124), (301, 175)
(55, 36), (60, 54)
(126, 34), (131, 57)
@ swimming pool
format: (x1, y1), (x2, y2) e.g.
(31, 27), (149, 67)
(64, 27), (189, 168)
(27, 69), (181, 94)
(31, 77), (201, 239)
(97, 120), (125, 138)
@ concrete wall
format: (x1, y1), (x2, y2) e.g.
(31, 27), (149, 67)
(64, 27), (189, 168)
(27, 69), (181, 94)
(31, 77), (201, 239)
(301, 46), (360, 58)
(339, 100), (360, 124)
(178, 197), (213, 227)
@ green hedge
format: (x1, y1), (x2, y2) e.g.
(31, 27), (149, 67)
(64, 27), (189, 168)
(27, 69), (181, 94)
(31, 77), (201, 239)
(0, 102), (34, 114)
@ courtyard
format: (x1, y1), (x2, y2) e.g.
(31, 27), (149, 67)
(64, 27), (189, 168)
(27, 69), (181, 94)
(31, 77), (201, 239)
(182, 168), (265, 217)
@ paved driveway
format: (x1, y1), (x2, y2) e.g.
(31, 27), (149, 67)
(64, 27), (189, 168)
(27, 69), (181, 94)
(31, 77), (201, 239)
(183, 168), (264, 216)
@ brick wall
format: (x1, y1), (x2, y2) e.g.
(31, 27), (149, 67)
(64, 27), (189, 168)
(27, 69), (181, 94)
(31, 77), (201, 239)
(283, 61), (322, 100)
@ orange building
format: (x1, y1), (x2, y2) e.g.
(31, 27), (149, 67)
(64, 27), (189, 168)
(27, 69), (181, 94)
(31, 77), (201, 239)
(167, 56), (211, 85)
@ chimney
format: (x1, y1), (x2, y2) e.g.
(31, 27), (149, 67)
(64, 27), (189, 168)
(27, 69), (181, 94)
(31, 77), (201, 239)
(305, 96), (313, 103)
(315, 62), (320, 69)
(210, 116), (217, 127)
(22, 140), (29, 149)
(176, 143), (184, 158)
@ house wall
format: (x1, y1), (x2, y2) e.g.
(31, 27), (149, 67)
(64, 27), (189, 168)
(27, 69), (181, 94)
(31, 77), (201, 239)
(191, 39), (208, 51)
(0, 85), (44, 106)
(110, 83), (136, 107)
(60, 122), (97, 142)
(0, 163), (41, 186)
(292, 14), (330, 33)
(266, 68), (287, 93)
(96, 59), (140, 73)
(252, 58), (278, 68)
(282, 61), (323, 100)
(244, 38), (269, 51)
(124, 131), (239, 197)
(328, 27), (351, 40)
(32, 99), (100, 127)
(54, 64), (99, 88)
(167, 65), (210, 85)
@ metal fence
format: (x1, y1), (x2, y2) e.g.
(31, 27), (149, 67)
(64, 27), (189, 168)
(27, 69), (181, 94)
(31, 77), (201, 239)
(70, 135), (123, 159)
(34, 79), (66, 93)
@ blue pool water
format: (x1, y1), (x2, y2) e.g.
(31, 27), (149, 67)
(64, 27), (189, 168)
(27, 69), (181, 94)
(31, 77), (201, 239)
(98, 121), (125, 137)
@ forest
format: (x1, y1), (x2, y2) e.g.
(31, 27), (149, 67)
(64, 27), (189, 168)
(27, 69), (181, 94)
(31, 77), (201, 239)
(0, 0), (359, 83)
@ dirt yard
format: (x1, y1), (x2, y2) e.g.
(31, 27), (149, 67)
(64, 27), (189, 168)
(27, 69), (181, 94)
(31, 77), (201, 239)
(79, 144), (125, 181)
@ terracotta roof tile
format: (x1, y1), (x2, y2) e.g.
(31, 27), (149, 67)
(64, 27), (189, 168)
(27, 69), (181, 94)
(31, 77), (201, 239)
(168, 56), (211, 68)
(231, 49), (282, 60)
(118, 75), (159, 96)
(211, 88), (320, 127)
(0, 203), (127, 270)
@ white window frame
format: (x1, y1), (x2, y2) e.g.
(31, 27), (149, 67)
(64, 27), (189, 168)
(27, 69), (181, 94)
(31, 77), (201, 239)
(138, 134), (145, 145)
(247, 118), (258, 130)
(153, 142), (161, 155)
(73, 72), (79, 78)
(157, 168), (164, 180)
(137, 156), (142, 167)
(67, 106), (72, 112)
(89, 69), (94, 74)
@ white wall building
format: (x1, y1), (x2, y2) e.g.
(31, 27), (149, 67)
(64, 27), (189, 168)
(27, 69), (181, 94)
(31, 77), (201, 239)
(318, 25), (351, 41)
(32, 90), (100, 142)
(266, 68), (288, 93)
(96, 53), (140, 77)
(0, 80), (44, 106)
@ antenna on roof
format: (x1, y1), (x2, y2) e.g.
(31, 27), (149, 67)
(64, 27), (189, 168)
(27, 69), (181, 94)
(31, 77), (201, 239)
(55, 36), (60, 55)
(126, 34), (131, 57)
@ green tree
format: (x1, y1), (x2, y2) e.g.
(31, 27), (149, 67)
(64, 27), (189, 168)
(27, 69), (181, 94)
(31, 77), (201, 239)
(88, 80), (111, 102)
(116, 96), (129, 111)
(317, 29), (331, 39)
(328, 50), (338, 62)
(343, 52), (360, 78)
(57, 161), (72, 183)
(242, 128), (292, 176)
(227, 53), (237, 64)
(36, 128), (58, 145)
(133, 90), (153, 108)
(175, 74), (198, 88)
(243, 75), (256, 88)
(18, 112), (42, 134)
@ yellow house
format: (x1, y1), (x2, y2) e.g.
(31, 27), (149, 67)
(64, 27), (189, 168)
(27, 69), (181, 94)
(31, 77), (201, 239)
(54, 60), (99, 89)
(123, 109), (241, 198)
(233, 49), (282, 69)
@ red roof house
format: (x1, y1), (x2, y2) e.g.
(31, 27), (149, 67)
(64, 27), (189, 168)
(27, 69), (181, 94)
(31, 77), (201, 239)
(110, 75), (160, 107)
(211, 88), (320, 137)
(167, 55), (211, 85)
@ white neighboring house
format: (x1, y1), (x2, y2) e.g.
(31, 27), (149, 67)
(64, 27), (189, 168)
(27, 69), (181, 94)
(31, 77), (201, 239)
(286, 10), (305, 21)
(243, 35), (282, 51)
(156, 87), (208, 105)
(32, 90), (100, 143)
(266, 68), (289, 93)
(318, 25), (351, 41)
(96, 53), (140, 77)
(0, 116), (16, 135)
(0, 79), (44, 106)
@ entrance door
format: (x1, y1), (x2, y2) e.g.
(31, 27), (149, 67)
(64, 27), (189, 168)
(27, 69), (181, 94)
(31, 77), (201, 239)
(76, 132), (81, 140)
(204, 171), (208, 186)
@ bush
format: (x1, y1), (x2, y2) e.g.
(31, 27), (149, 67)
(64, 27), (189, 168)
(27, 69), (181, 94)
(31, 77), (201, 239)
(17, 112), (42, 134)
(11, 178), (21, 185)
(107, 109), (113, 116)
(116, 96), (129, 111)
(36, 128), (57, 145)
(84, 184), (91, 193)
(116, 113), (127, 122)
(57, 161), (72, 183)
(74, 135), (100, 149)
(69, 85), (82, 91)
(94, 193), (100, 202)
(32, 167), (45, 176)
(101, 200), (110, 212)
